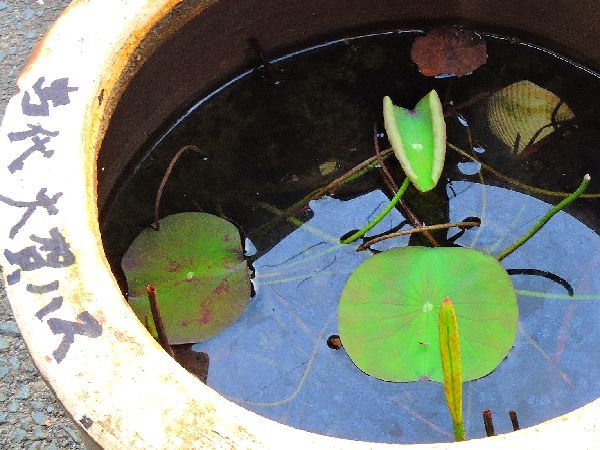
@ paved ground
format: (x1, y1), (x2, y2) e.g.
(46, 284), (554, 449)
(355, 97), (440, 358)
(1, 1), (85, 448)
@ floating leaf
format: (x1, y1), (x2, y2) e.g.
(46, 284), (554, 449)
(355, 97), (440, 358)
(410, 27), (487, 77)
(122, 212), (251, 344)
(383, 91), (446, 192)
(338, 246), (518, 382)
(487, 80), (574, 155)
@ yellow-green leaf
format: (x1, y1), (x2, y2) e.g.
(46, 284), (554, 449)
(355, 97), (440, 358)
(338, 246), (518, 382)
(439, 297), (466, 441)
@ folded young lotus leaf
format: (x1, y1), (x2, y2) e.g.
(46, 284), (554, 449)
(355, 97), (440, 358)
(338, 246), (518, 382)
(383, 91), (446, 192)
(122, 212), (251, 344)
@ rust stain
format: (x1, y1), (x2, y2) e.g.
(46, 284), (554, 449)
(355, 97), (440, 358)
(113, 329), (143, 347)
(166, 259), (183, 272)
(199, 307), (211, 324)
(213, 281), (230, 295)
(108, 327), (146, 357)
(162, 398), (267, 448)
(94, 310), (107, 325)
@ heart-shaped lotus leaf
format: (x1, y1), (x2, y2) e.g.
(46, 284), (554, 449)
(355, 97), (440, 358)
(122, 212), (251, 345)
(383, 91), (446, 192)
(338, 246), (517, 382)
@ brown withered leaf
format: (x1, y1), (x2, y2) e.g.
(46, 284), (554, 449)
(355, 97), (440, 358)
(411, 27), (487, 77)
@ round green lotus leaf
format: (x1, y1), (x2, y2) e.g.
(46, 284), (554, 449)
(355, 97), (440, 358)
(122, 212), (251, 344)
(339, 246), (518, 382)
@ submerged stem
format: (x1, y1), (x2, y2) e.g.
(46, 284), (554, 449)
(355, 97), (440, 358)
(341, 177), (411, 244)
(252, 148), (394, 237)
(374, 123), (399, 192)
(372, 124), (439, 247)
(448, 142), (600, 198)
(356, 221), (480, 251)
(496, 174), (591, 261)
(154, 145), (205, 230)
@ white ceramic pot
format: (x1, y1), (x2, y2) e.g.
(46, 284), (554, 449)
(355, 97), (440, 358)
(1, 1), (599, 448)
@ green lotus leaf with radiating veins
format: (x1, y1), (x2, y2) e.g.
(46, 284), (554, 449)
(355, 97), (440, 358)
(338, 246), (518, 382)
(383, 90), (446, 192)
(122, 212), (251, 345)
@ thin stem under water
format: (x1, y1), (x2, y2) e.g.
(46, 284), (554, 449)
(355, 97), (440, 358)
(252, 148), (394, 237)
(154, 145), (205, 230)
(372, 124), (439, 247)
(356, 221), (480, 251)
(448, 142), (600, 198)
(496, 174), (591, 261)
(341, 177), (411, 244)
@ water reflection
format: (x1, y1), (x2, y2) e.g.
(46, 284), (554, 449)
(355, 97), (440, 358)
(194, 182), (600, 443)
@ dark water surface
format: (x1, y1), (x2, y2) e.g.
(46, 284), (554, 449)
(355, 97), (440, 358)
(101, 30), (600, 443)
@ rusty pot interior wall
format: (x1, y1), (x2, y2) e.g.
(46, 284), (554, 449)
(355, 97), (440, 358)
(97, 0), (600, 214)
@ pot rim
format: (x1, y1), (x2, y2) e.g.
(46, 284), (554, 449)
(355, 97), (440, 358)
(1, 1), (599, 448)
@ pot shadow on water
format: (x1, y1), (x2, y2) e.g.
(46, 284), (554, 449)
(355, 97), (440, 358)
(100, 30), (600, 444)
